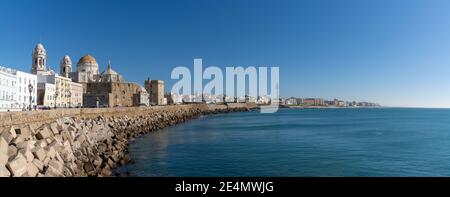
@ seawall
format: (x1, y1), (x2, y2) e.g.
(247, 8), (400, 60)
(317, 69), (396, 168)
(0, 103), (256, 177)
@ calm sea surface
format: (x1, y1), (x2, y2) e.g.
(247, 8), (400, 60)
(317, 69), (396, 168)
(115, 108), (450, 176)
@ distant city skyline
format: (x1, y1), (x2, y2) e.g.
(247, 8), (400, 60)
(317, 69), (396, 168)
(1, 0), (450, 108)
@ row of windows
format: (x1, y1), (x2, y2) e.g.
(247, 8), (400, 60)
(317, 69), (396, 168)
(0, 91), (36, 102)
(18, 95), (36, 102)
(18, 86), (36, 94)
(0, 78), (15, 86)
(1, 91), (15, 100)
(1, 77), (36, 87)
(18, 77), (35, 85)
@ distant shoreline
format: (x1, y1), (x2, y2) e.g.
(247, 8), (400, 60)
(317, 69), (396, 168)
(282, 105), (384, 109)
(281, 105), (450, 109)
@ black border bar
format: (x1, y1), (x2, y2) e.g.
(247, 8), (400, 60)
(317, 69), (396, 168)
(1, 177), (450, 195)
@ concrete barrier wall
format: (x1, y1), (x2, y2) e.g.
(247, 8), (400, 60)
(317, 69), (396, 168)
(0, 103), (256, 129)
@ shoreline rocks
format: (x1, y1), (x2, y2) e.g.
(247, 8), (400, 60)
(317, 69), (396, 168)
(0, 103), (255, 177)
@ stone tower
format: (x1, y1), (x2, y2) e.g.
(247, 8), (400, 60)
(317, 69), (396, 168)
(32, 43), (47, 75)
(144, 77), (151, 93)
(144, 77), (165, 105)
(60, 55), (72, 78)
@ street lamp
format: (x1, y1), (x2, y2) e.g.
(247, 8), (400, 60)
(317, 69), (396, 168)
(28, 83), (33, 111)
(68, 90), (72, 108)
(54, 91), (59, 109)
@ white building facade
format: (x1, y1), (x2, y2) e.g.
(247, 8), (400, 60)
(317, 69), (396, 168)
(37, 83), (55, 108)
(0, 66), (17, 111)
(16, 71), (37, 110)
(0, 66), (38, 111)
(70, 81), (83, 107)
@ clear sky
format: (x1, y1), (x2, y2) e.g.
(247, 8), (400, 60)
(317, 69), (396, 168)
(1, 0), (450, 107)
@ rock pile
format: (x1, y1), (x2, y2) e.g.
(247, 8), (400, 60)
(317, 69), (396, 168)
(0, 104), (251, 177)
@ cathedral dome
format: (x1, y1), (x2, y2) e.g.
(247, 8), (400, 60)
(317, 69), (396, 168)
(99, 61), (124, 82)
(101, 62), (118, 75)
(76, 54), (99, 77)
(78, 54), (97, 65)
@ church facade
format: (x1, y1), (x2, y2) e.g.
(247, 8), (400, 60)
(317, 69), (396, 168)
(29, 43), (153, 108)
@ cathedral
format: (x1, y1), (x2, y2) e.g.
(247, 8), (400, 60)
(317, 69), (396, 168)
(31, 43), (150, 108)
(60, 54), (124, 92)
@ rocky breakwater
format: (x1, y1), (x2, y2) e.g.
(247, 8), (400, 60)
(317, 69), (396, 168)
(0, 103), (255, 177)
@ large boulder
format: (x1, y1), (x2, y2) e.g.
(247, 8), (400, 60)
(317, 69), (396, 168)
(32, 148), (47, 161)
(16, 140), (35, 151)
(19, 149), (34, 163)
(7, 145), (18, 160)
(0, 165), (10, 177)
(2, 126), (16, 139)
(0, 130), (14, 144)
(49, 123), (60, 135)
(34, 140), (47, 148)
(6, 153), (28, 177)
(17, 126), (33, 140)
(36, 127), (52, 140)
(10, 135), (24, 146)
(32, 159), (44, 172)
(45, 146), (57, 159)
(24, 162), (39, 177)
(45, 160), (63, 177)
(0, 137), (8, 166)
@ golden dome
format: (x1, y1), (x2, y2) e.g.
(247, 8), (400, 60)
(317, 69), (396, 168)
(77, 54), (97, 65)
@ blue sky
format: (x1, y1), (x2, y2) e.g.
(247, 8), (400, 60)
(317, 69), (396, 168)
(1, 0), (450, 107)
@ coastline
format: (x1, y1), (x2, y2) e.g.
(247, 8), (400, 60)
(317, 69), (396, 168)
(0, 103), (256, 177)
(282, 105), (384, 109)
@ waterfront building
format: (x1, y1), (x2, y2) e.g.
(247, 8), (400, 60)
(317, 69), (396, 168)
(335, 100), (346, 107)
(237, 96), (246, 103)
(257, 96), (270, 104)
(37, 83), (55, 108)
(0, 66), (38, 111)
(144, 79), (165, 105)
(70, 81), (83, 108)
(83, 82), (144, 107)
(286, 97), (297, 105)
(16, 71), (37, 110)
(0, 66), (17, 111)
(165, 93), (174, 105)
(333, 99), (339, 106)
(303, 98), (324, 106)
(133, 87), (150, 106)
(53, 75), (72, 107)
(182, 94), (194, 103)
(37, 74), (72, 108)
(214, 94), (225, 103)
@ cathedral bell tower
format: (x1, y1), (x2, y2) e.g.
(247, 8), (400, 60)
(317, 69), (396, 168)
(60, 55), (72, 78)
(32, 43), (47, 75)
